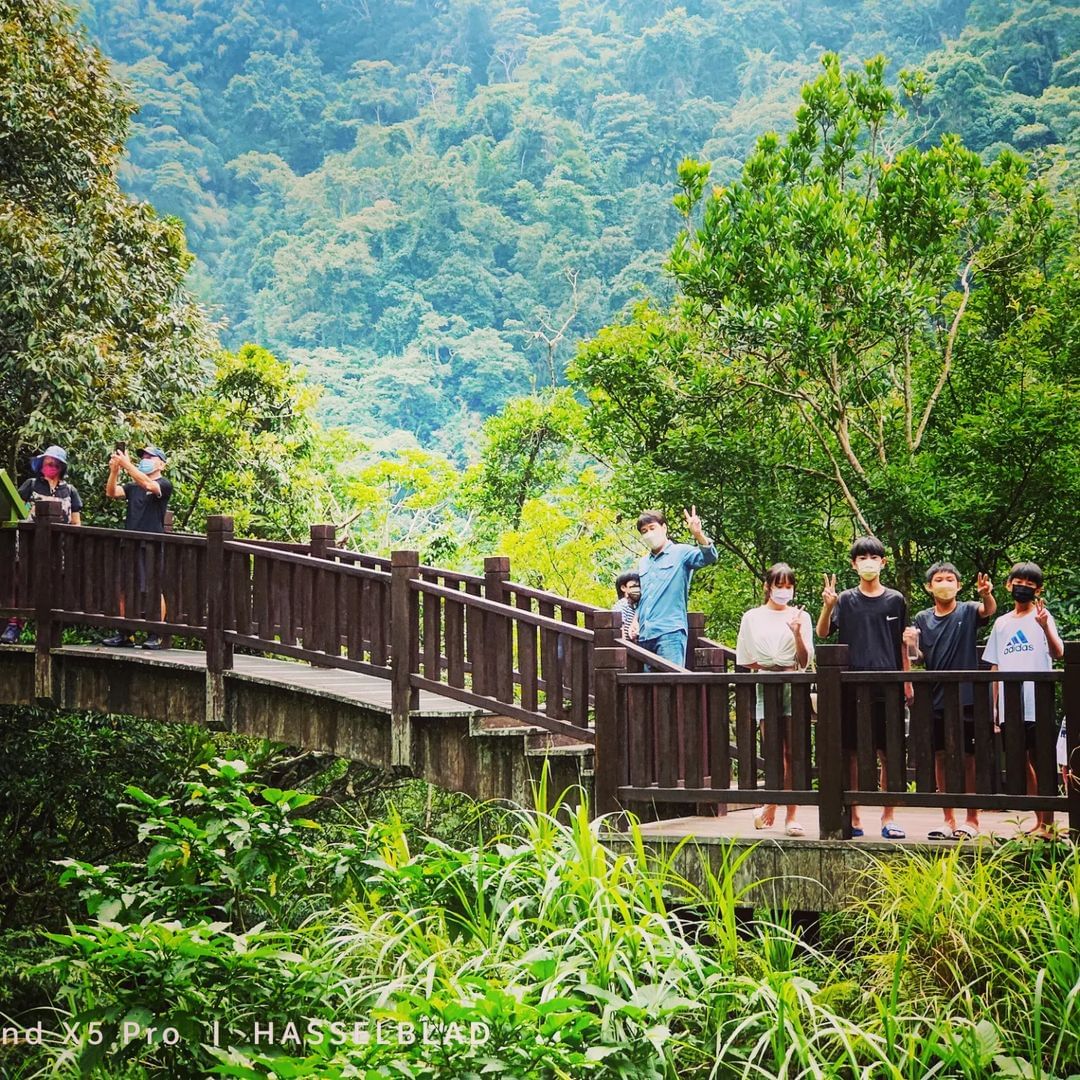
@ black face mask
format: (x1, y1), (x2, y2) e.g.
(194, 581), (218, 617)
(1011, 584), (1037, 604)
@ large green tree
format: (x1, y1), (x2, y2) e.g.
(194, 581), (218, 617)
(574, 55), (1080, 594)
(160, 345), (355, 538)
(0, 0), (215, 479)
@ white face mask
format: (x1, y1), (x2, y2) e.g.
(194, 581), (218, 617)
(856, 557), (882, 581)
(642, 529), (667, 552)
(770, 587), (794, 606)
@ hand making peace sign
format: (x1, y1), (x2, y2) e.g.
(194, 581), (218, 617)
(822, 572), (838, 608)
(1034, 597), (1051, 628)
(683, 505), (707, 544)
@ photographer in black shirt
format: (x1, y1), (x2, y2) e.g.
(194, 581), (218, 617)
(104, 445), (173, 648)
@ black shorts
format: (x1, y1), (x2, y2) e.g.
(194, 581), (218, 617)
(932, 704), (975, 755)
(135, 541), (165, 595)
(840, 686), (900, 753)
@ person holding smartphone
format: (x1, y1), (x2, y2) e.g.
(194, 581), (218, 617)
(103, 445), (172, 648)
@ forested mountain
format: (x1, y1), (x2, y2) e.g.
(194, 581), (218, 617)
(75, 0), (999, 453)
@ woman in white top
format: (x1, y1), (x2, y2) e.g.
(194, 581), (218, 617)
(735, 563), (814, 836)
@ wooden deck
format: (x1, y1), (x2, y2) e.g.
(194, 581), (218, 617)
(6, 643), (1070, 912)
(1, 643), (594, 807)
(635, 805), (1049, 843)
(58, 644), (484, 717)
(21, 647), (1064, 845)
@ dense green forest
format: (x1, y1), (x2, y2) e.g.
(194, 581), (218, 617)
(3, 2), (1080, 1076)
(78, 0), (1079, 451)
(5, 0), (1080, 627)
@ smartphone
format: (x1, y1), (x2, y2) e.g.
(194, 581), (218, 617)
(115, 441), (126, 453)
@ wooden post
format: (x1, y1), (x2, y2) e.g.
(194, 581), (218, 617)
(205, 516), (234, 728)
(592, 608), (620, 649)
(160, 511), (175, 648)
(816, 644), (848, 839)
(693, 645), (728, 815)
(484, 555), (514, 702)
(309, 523), (336, 662)
(1064, 642), (1080, 839)
(687, 612), (705, 668)
(391, 549), (420, 771)
(32, 497), (61, 702)
(593, 645), (626, 818)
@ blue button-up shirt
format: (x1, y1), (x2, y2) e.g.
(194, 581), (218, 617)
(636, 541), (718, 638)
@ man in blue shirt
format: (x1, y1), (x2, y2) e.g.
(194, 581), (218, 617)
(635, 507), (717, 667)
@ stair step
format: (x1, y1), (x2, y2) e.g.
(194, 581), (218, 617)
(470, 715), (545, 737)
(524, 731), (595, 757)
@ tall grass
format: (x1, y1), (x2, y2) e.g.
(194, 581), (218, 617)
(846, 842), (1080, 1080)
(7, 758), (1080, 1078)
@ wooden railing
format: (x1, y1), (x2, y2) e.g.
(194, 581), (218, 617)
(13, 502), (1072, 837)
(592, 642), (1080, 837)
(6, 504), (723, 750)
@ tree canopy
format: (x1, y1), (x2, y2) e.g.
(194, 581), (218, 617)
(0, 0), (214, 478)
(572, 54), (1080, 606)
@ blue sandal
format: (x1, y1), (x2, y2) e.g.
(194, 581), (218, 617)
(881, 823), (906, 839)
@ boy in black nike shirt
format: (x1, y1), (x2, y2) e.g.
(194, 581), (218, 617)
(817, 536), (912, 838)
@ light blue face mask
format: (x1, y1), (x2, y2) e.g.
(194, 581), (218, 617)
(137, 459), (157, 474)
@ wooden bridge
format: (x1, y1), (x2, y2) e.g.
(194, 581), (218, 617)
(3, 501), (1079, 908)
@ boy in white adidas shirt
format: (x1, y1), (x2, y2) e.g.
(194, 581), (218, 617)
(982, 562), (1064, 837)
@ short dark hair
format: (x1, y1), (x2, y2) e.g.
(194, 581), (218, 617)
(764, 563), (796, 594)
(637, 510), (666, 532)
(1007, 561), (1044, 587)
(849, 536), (886, 560)
(615, 571), (640, 598)
(924, 561), (961, 583)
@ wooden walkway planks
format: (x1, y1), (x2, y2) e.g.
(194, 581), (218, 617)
(58, 645), (483, 717)
(633, 805), (1049, 843)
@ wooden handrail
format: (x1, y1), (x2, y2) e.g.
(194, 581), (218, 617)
(327, 547), (393, 569)
(26, 513), (1075, 837)
(617, 670), (1061, 686)
(622, 639), (687, 672)
(225, 539), (391, 580)
(504, 581), (597, 615)
(53, 522), (207, 545)
(603, 644), (1076, 837)
(619, 670), (818, 685)
(410, 577), (593, 638)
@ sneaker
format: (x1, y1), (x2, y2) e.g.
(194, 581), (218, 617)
(142, 635), (166, 650)
(0, 623), (19, 645)
(102, 632), (135, 647)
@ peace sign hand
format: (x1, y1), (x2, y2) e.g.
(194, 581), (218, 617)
(1034, 598), (1050, 628)
(683, 505), (706, 543)
(822, 573), (838, 608)
(976, 572), (993, 597)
